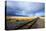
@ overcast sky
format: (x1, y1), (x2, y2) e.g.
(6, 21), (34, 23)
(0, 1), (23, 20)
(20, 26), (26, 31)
(6, 1), (45, 17)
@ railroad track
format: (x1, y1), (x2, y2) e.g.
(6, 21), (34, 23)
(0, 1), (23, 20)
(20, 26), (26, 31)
(15, 17), (39, 30)
(6, 17), (39, 30)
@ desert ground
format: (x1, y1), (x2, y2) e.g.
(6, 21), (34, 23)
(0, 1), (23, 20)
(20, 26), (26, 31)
(6, 16), (45, 30)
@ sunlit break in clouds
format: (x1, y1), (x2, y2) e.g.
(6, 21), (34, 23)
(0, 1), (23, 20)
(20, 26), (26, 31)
(6, 1), (45, 17)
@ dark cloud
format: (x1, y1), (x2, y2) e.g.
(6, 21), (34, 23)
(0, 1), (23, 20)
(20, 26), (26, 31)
(6, 1), (45, 17)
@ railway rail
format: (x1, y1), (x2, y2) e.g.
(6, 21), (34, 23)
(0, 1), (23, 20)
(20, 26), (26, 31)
(15, 17), (39, 30)
(6, 17), (39, 30)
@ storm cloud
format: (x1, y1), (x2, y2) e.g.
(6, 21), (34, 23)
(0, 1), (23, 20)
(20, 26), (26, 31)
(6, 1), (45, 17)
